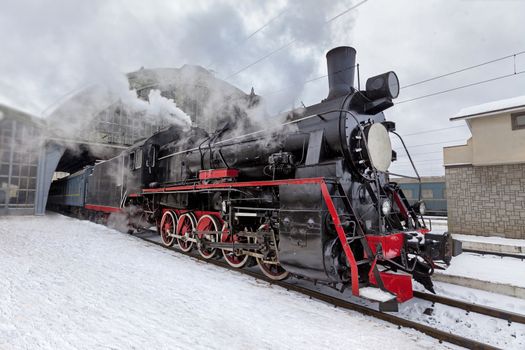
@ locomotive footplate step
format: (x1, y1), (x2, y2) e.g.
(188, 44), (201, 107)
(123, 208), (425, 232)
(358, 287), (398, 312)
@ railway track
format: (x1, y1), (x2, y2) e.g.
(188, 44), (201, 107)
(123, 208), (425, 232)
(413, 291), (525, 325)
(462, 248), (525, 260)
(130, 229), (518, 350)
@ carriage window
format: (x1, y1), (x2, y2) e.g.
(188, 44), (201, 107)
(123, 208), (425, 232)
(135, 148), (143, 170)
(403, 189), (413, 199)
(422, 189), (434, 199)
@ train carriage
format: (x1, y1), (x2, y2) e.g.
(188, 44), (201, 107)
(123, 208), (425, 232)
(48, 167), (92, 211)
(396, 177), (447, 216)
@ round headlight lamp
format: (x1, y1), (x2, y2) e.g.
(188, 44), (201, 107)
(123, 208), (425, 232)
(381, 199), (392, 215)
(365, 123), (392, 172)
(365, 71), (400, 100)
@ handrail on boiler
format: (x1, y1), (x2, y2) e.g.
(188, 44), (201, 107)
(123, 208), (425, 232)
(388, 131), (422, 202)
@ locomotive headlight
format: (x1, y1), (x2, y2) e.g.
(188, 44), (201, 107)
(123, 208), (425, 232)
(381, 199), (392, 215)
(364, 123), (392, 172)
(366, 71), (400, 100)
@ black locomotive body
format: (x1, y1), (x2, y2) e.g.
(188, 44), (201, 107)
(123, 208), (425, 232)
(50, 47), (461, 307)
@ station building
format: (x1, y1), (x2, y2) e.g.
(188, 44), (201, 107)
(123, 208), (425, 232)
(444, 95), (525, 239)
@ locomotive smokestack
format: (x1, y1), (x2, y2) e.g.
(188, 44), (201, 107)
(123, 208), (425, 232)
(326, 46), (356, 100)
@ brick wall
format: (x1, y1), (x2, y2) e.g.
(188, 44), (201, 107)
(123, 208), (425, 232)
(445, 164), (525, 239)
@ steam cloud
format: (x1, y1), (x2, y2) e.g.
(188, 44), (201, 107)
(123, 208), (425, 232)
(0, 0), (360, 169)
(0, 0), (358, 121)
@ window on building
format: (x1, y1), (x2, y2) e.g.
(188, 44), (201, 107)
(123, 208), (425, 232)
(511, 112), (525, 130)
(422, 189), (434, 199)
(0, 119), (39, 210)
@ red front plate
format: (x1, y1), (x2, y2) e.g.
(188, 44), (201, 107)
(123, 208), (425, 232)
(369, 271), (413, 302)
(365, 233), (405, 259)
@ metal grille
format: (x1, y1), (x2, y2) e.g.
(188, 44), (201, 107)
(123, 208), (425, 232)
(84, 102), (166, 146)
(0, 119), (40, 210)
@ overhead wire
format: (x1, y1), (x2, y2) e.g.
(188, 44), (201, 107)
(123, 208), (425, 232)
(225, 0), (369, 80)
(396, 149), (443, 157)
(396, 70), (525, 105)
(259, 49), (525, 126)
(394, 157), (443, 165)
(399, 124), (467, 137)
(207, 8), (289, 70)
(394, 138), (466, 148)
(400, 50), (525, 89)
(262, 49), (525, 102)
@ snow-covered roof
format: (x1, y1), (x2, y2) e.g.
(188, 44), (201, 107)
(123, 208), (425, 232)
(451, 95), (525, 121)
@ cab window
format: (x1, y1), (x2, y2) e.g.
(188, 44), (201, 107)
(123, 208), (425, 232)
(135, 148), (143, 170)
(129, 152), (135, 170)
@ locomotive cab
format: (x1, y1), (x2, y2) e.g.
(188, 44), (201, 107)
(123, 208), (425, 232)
(124, 140), (147, 198)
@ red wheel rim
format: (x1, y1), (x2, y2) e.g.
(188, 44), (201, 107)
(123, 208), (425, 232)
(257, 257), (289, 280)
(160, 211), (177, 247)
(196, 215), (219, 259)
(176, 213), (195, 252)
(254, 228), (288, 280)
(221, 224), (250, 268)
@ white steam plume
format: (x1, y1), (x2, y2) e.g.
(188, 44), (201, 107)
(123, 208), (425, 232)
(0, 0), (359, 119)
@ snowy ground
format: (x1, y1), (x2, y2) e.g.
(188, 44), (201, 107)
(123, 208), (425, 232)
(427, 216), (525, 288)
(453, 233), (525, 249)
(405, 282), (525, 349)
(0, 214), (447, 350)
(139, 215), (525, 349)
(439, 253), (525, 288)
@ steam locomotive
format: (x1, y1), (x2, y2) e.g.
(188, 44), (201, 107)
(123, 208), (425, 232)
(49, 46), (461, 308)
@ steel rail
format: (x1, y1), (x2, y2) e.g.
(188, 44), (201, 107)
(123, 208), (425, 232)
(462, 248), (525, 261)
(132, 230), (499, 350)
(413, 291), (525, 325)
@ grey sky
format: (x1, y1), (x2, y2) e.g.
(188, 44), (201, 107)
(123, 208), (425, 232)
(1, 0), (524, 176)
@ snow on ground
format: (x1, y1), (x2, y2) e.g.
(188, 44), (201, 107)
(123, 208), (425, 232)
(426, 217), (525, 287)
(415, 281), (525, 316)
(287, 274), (525, 349)
(406, 282), (525, 349)
(0, 214), (445, 350)
(438, 253), (525, 288)
(453, 233), (525, 248)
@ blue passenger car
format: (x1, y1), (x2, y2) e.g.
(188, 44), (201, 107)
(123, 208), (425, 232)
(48, 167), (93, 208)
(395, 176), (447, 216)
